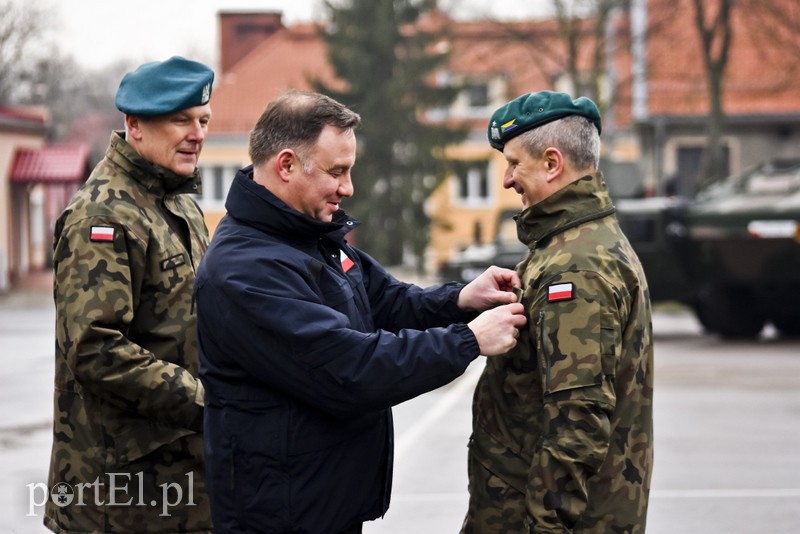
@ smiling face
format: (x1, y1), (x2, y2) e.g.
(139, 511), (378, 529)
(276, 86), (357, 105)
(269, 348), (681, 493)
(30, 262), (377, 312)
(501, 135), (551, 209)
(126, 103), (212, 176)
(287, 125), (357, 222)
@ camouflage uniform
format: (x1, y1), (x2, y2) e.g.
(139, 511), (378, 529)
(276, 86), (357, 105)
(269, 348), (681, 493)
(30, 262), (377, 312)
(462, 173), (653, 533)
(45, 131), (212, 533)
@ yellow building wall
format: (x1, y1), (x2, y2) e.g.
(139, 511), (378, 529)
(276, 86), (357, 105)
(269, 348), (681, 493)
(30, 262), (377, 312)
(204, 210), (226, 236)
(197, 139), (250, 237)
(428, 144), (521, 272)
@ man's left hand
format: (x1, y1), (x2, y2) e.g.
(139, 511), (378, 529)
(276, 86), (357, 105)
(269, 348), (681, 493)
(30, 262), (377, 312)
(457, 266), (522, 312)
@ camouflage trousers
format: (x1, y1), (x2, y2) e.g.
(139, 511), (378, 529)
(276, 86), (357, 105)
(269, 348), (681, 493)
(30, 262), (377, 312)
(460, 449), (529, 534)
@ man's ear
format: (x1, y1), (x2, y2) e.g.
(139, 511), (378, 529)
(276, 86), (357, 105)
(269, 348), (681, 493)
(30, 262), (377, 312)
(125, 115), (143, 140)
(275, 149), (296, 183)
(543, 147), (564, 184)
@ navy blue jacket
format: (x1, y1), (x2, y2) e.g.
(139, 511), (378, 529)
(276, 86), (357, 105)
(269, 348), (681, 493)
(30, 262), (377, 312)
(196, 167), (480, 533)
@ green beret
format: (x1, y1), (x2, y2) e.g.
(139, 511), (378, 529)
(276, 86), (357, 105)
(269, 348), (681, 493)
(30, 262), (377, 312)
(115, 56), (214, 116)
(488, 91), (602, 150)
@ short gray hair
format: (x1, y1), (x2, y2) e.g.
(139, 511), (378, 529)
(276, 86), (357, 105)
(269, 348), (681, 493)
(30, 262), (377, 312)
(515, 115), (600, 171)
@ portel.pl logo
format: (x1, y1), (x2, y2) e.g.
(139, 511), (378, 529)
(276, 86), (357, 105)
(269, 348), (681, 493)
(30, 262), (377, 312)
(27, 472), (196, 517)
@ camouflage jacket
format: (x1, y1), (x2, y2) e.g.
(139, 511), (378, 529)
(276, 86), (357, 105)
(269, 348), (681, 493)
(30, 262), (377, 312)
(45, 132), (212, 533)
(468, 173), (654, 533)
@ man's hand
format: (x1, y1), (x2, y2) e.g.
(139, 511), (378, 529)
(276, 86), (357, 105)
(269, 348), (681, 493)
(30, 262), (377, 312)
(467, 303), (527, 356)
(458, 266), (522, 312)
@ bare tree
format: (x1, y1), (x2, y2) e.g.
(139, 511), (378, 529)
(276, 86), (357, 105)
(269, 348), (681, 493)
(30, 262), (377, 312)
(686, 0), (800, 190)
(0, 0), (136, 145)
(691, 0), (732, 191)
(474, 0), (631, 131)
(552, 0), (628, 103)
(23, 54), (132, 142)
(0, 0), (52, 104)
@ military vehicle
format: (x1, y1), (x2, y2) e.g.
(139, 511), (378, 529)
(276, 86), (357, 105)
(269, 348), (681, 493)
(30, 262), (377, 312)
(617, 159), (800, 339)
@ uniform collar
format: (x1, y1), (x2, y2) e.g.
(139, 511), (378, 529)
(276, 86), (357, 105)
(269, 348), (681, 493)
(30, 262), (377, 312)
(106, 131), (202, 195)
(515, 171), (616, 249)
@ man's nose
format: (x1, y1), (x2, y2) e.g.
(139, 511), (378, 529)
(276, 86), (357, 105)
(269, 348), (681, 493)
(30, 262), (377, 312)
(339, 173), (354, 197)
(188, 121), (206, 142)
(502, 167), (514, 189)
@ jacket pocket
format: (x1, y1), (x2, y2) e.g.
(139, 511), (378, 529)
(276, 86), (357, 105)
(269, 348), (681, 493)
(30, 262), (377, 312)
(223, 402), (290, 530)
(600, 314), (619, 378)
(109, 420), (194, 467)
(319, 268), (355, 310)
(538, 309), (613, 397)
(469, 428), (531, 495)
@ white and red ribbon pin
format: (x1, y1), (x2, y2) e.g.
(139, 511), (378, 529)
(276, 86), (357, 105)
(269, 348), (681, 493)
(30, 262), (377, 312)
(340, 250), (354, 273)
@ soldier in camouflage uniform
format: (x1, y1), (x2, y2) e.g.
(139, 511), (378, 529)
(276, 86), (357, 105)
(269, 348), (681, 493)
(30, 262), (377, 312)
(45, 57), (215, 533)
(461, 91), (654, 533)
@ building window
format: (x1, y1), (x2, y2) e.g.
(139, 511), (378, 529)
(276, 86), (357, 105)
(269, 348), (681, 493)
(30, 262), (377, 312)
(211, 166), (225, 199)
(663, 136), (739, 197)
(466, 82), (489, 109)
(424, 73), (507, 121)
(197, 165), (239, 208)
(453, 161), (491, 206)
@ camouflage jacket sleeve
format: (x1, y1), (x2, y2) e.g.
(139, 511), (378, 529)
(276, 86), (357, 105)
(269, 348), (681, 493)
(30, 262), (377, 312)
(525, 270), (622, 532)
(54, 216), (204, 430)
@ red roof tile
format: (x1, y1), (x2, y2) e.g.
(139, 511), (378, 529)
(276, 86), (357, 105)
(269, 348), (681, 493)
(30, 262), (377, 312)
(642, 0), (800, 118)
(11, 144), (89, 183)
(211, 23), (344, 134)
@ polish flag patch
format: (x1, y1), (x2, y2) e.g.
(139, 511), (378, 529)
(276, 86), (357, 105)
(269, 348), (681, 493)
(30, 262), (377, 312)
(90, 226), (115, 242)
(547, 282), (574, 302)
(340, 250), (355, 273)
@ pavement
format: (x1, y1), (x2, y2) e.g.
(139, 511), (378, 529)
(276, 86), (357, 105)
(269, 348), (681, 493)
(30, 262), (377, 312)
(0, 274), (55, 534)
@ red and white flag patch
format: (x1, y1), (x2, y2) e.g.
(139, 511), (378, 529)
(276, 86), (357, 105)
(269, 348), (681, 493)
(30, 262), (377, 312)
(340, 250), (355, 273)
(90, 226), (115, 242)
(547, 282), (574, 302)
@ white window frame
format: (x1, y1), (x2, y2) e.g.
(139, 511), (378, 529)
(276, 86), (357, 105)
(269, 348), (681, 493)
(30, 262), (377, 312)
(452, 160), (493, 208)
(664, 135), (741, 179)
(196, 164), (240, 209)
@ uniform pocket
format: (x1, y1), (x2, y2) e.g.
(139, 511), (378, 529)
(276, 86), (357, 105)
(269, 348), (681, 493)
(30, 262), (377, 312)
(538, 307), (611, 397)
(600, 314), (619, 378)
(110, 420), (194, 467)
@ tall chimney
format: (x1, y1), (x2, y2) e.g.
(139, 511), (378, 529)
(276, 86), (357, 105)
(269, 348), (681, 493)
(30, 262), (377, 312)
(219, 11), (284, 74)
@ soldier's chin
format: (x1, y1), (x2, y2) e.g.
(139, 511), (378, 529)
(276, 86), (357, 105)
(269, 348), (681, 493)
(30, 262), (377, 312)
(172, 163), (198, 177)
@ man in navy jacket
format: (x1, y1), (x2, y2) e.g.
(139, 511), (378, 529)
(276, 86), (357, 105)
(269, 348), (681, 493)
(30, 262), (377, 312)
(196, 90), (526, 534)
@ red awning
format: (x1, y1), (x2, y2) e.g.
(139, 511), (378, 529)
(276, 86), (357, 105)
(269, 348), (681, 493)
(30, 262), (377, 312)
(10, 144), (89, 184)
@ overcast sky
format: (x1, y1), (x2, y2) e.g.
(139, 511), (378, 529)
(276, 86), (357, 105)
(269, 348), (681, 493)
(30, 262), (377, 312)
(23, 0), (552, 70)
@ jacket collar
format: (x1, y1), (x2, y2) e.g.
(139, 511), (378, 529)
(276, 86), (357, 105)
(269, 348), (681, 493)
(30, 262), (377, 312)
(515, 171), (616, 249)
(106, 131), (202, 195)
(225, 166), (358, 242)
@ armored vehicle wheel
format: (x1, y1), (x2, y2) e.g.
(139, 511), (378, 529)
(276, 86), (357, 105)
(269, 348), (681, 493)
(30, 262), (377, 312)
(693, 286), (765, 339)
